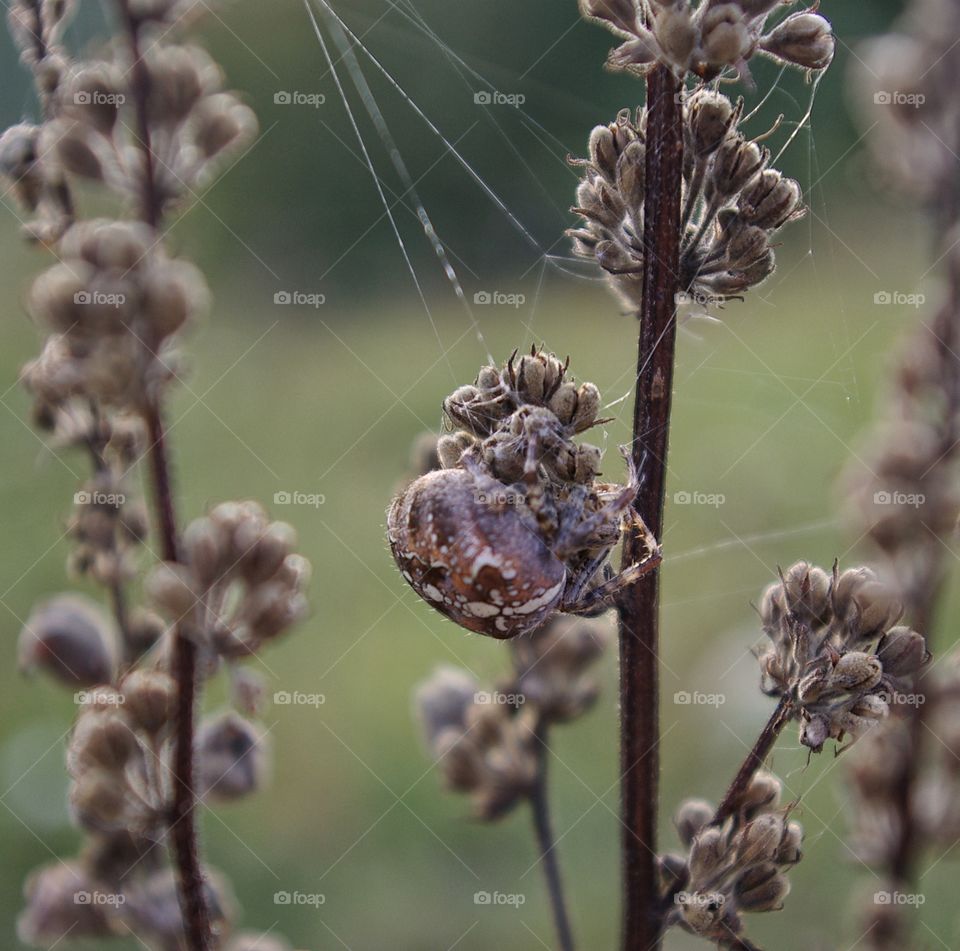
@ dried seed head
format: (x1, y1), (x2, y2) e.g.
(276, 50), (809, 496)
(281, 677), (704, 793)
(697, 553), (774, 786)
(686, 89), (736, 157)
(675, 798), (714, 847)
(121, 669), (176, 735)
(416, 666), (479, 748)
(68, 710), (138, 773)
(699, 4), (752, 68)
(196, 712), (269, 802)
(18, 593), (117, 688)
(736, 814), (785, 865)
(17, 862), (112, 945)
(875, 626), (930, 677)
(653, 4), (697, 72)
(761, 12), (835, 71)
(689, 826), (731, 881)
(735, 865), (790, 911)
(779, 560), (832, 624)
(738, 169), (802, 229)
(578, 0), (639, 35)
(830, 652), (883, 693)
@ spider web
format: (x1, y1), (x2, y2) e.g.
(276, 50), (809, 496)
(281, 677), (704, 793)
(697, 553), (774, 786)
(303, 0), (861, 567)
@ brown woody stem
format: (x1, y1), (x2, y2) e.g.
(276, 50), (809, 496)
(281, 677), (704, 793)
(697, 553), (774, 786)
(618, 63), (683, 951)
(117, 1), (211, 944)
(713, 696), (793, 825)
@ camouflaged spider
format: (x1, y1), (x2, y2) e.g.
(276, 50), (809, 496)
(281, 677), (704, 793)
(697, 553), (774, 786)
(387, 432), (661, 639)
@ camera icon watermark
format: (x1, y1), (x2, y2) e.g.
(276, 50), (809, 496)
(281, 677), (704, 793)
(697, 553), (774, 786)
(74, 90), (125, 106)
(274, 290), (325, 308)
(74, 490), (126, 508)
(474, 890), (526, 907)
(873, 290), (925, 308)
(74, 890), (125, 906)
(673, 490), (725, 508)
(873, 490), (925, 508)
(74, 290), (126, 308)
(273, 890), (325, 906)
(74, 690), (125, 708)
(274, 91), (325, 108)
(873, 90), (925, 108)
(473, 90), (525, 107)
(473, 290), (525, 308)
(474, 690), (525, 706)
(273, 690), (326, 707)
(874, 890), (924, 906)
(674, 690), (726, 708)
(273, 490), (326, 508)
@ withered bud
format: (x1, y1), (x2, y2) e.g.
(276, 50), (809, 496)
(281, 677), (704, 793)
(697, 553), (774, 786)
(738, 170), (802, 229)
(675, 798), (714, 847)
(688, 826), (730, 881)
(876, 627), (930, 677)
(735, 864), (790, 911)
(761, 13), (835, 71)
(736, 814), (784, 865)
(416, 666), (478, 747)
(69, 711), (138, 772)
(779, 561), (832, 624)
(615, 140), (646, 206)
(437, 431), (477, 468)
(18, 594), (117, 688)
(686, 90), (736, 157)
(707, 136), (765, 200)
(830, 651), (883, 693)
(578, 0), (638, 36)
(122, 669), (176, 735)
(700, 4), (752, 67)
(17, 862), (112, 945)
(775, 821), (803, 865)
(196, 712), (268, 802)
(607, 32), (659, 72)
(654, 4), (697, 72)
(146, 561), (199, 619)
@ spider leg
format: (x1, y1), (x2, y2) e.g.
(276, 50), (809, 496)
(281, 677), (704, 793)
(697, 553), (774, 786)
(521, 432), (557, 536)
(561, 543), (662, 615)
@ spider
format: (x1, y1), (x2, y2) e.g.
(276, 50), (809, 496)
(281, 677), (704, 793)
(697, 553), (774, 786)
(387, 420), (661, 638)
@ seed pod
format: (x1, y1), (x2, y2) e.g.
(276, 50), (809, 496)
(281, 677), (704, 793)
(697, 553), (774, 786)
(588, 125), (619, 182)
(700, 4), (751, 67)
(196, 712), (268, 802)
(735, 866), (789, 911)
(191, 93), (257, 159)
(517, 353), (547, 403)
(654, 4), (697, 72)
(738, 170), (802, 229)
(18, 594), (117, 688)
(686, 90), (735, 157)
(675, 798), (714, 847)
(70, 768), (136, 831)
(615, 140), (646, 207)
(761, 13), (835, 71)
(574, 443), (602, 483)
(69, 711), (138, 773)
(775, 820), (803, 865)
(548, 381), (579, 424)
(830, 652), (883, 693)
(737, 814), (784, 865)
(146, 561), (199, 619)
(737, 770), (782, 817)
(573, 382), (601, 431)
(876, 627), (930, 677)
(578, 0), (638, 35)
(17, 862), (112, 945)
(779, 561), (832, 624)
(437, 431), (477, 469)
(707, 136), (765, 200)
(688, 826), (730, 881)
(122, 669), (176, 735)
(416, 666), (478, 748)
(607, 32), (660, 72)
(800, 712), (830, 751)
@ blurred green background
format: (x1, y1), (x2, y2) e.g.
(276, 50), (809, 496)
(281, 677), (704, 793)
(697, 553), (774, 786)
(3, 1), (957, 949)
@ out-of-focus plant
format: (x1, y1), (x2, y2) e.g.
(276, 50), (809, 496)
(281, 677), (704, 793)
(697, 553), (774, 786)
(3, 2), (308, 949)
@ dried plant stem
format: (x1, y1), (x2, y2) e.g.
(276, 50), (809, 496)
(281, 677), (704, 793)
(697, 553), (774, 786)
(617, 63), (683, 951)
(145, 405), (212, 951)
(529, 735), (575, 951)
(113, 3), (212, 944)
(714, 696), (793, 825)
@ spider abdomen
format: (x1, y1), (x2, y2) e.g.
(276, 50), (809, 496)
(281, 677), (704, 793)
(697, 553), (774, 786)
(387, 468), (566, 638)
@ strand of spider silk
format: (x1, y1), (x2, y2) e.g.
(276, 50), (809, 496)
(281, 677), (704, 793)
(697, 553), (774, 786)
(303, 0), (461, 379)
(309, 0), (588, 283)
(771, 69), (825, 166)
(392, 0), (579, 217)
(310, 0), (495, 364)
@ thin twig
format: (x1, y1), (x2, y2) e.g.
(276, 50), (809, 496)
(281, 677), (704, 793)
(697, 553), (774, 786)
(116, 1), (211, 945)
(618, 63), (684, 951)
(529, 733), (576, 951)
(713, 696), (793, 825)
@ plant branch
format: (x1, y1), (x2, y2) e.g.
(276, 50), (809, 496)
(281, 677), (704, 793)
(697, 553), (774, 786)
(713, 696), (793, 825)
(116, 2), (210, 945)
(529, 733), (576, 951)
(617, 63), (684, 951)
(145, 404), (211, 951)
